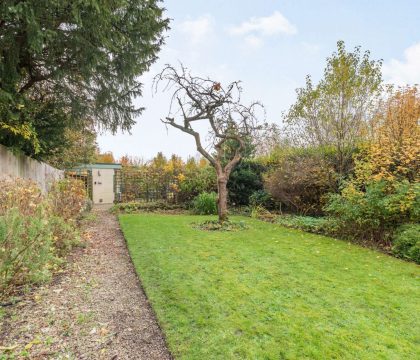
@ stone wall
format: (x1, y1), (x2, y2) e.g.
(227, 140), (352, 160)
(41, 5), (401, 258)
(0, 144), (63, 192)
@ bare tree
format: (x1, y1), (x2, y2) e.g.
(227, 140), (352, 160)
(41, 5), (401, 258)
(154, 64), (265, 222)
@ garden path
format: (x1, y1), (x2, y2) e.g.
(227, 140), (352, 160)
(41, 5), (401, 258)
(0, 208), (171, 359)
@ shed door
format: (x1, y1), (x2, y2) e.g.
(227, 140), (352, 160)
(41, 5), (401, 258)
(92, 168), (115, 204)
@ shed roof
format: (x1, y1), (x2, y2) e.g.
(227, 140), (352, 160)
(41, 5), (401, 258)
(70, 163), (122, 170)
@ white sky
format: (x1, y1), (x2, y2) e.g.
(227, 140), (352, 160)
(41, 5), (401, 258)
(97, 0), (420, 161)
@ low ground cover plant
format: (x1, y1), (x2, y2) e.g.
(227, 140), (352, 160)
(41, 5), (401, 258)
(275, 214), (333, 234)
(191, 219), (248, 231)
(111, 192), (219, 217)
(110, 200), (184, 214)
(0, 178), (87, 298)
(250, 205), (277, 222)
(254, 205), (419, 263)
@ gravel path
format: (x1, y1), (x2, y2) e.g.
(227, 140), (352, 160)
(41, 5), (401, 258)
(0, 209), (172, 359)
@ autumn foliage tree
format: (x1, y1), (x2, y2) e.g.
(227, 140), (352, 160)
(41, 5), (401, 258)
(117, 152), (215, 203)
(356, 86), (420, 183)
(155, 64), (265, 222)
(96, 152), (116, 164)
(325, 86), (420, 243)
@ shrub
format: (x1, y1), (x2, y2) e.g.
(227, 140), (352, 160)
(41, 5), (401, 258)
(250, 205), (277, 222)
(0, 209), (56, 296)
(227, 161), (266, 206)
(178, 165), (217, 203)
(192, 192), (218, 215)
(249, 190), (274, 209)
(322, 87), (420, 249)
(264, 149), (337, 215)
(0, 178), (86, 298)
(48, 216), (81, 257)
(325, 180), (419, 244)
(48, 178), (86, 222)
(0, 178), (43, 216)
(392, 224), (420, 264)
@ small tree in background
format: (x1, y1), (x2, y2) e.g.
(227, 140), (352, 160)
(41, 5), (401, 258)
(285, 41), (383, 176)
(155, 64), (265, 222)
(96, 152), (116, 164)
(45, 127), (98, 169)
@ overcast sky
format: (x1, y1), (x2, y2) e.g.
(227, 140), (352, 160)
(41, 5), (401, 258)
(97, 0), (420, 160)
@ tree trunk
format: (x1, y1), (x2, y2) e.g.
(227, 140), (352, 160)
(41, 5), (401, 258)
(217, 175), (228, 223)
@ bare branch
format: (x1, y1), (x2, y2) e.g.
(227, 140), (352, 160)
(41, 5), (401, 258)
(155, 63), (266, 221)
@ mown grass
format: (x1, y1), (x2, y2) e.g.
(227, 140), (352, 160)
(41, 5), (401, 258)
(119, 214), (420, 359)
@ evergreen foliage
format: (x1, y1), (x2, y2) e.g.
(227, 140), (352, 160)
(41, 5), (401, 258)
(0, 0), (169, 157)
(227, 160), (265, 206)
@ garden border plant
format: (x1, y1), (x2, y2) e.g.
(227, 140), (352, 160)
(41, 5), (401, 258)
(0, 178), (89, 299)
(110, 200), (185, 214)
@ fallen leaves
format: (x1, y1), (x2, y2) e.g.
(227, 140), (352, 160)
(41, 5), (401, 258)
(100, 327), (109, 337)
(24, 337), (42, 350)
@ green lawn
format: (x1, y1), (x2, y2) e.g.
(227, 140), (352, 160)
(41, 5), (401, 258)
(119, 214), (420, 359)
